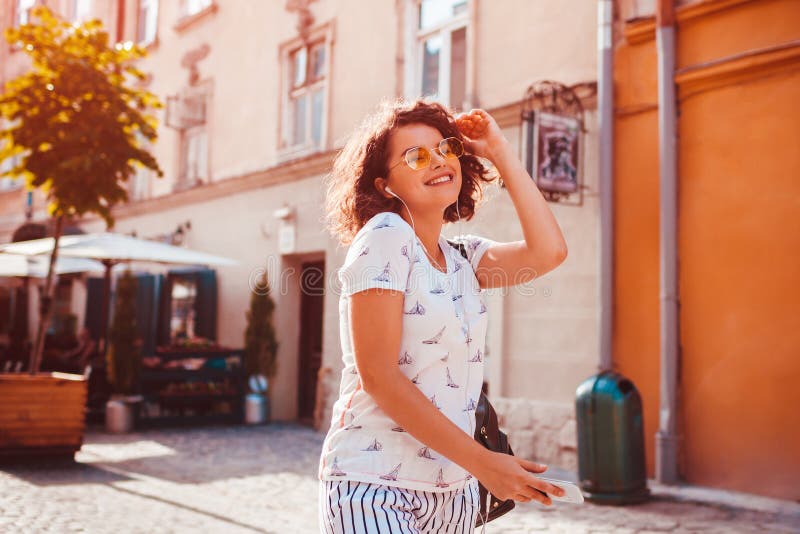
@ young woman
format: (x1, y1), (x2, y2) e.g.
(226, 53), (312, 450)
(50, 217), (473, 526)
(319, 99), (568, 533)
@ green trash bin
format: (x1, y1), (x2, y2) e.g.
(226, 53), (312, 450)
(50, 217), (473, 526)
(575, 370), (650, 504)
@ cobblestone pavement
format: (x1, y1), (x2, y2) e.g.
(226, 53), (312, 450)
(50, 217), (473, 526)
(0, 424), (797, 533)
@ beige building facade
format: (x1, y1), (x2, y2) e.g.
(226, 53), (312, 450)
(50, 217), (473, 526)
(0, 0), (599, 470)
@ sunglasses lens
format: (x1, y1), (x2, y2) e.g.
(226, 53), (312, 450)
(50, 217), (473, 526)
(441, 138), (464, 158)
(405, 147), (431, 170)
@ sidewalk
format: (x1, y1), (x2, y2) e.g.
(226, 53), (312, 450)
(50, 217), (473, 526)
(0, 423), (797, 533)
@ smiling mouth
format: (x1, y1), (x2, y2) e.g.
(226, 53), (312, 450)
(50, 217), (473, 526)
(425, 174), (453, 186)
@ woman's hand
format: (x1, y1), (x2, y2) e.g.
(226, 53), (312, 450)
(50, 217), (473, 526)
(455, 108), (509, 161)
(472, 451), (565, 505)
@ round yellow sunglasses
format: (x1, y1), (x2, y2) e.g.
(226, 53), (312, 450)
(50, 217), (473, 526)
(389, 137), (465, 171)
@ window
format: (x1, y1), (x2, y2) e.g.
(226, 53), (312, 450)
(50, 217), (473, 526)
(181, 0), (213, 18)
(169, 276), (197, 343)
(128, 132), (152, 201)
(0, 141), (24, 192)
(177, 126), (208, 190)
(409, 0), (469, 111)
(137, 0), (159, 46)
(72, 0), (92, 22)
(165, 85), (208, 191)
(279, 30), (331, 157)
(14, 0), (37, 26)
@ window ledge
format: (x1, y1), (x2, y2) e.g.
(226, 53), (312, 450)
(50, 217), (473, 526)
(172, 178), (205, 193)
(173, 2), (219, 33)
(276, 143), (324, 165)
(137, 36), (160, 53)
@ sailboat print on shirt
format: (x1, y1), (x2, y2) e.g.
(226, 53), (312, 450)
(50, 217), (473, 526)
(380, 464), (401, 481)
(430, 394), (441, 410)
(362, 438), (383, 451)
(461, 324), (472, 344)
(373, 262), (392, 283)
(463, 397), (477, 412)
(435, 468), (449, 488)
(373, 214), (394, 229)
(452, 294), (463, 302)
(401, 245), (422, 265)
(329, 457), (346, 476)
(411, 373), (420, 384)
(343, 413), (362, 430)
(440, 352), (449, 363)
(453, 261), (462, 273)
(422, 326), (445, 344)
(358, 245), (369, 257)
(404, 300), (425, 315)
(398, 351), (414, 365)
(469, 349), (483, 363)
(418, 446), (436, 460)
(445, 367), (459, 388)
(391, 425), (406, 432)
(430, 284), (446, 295)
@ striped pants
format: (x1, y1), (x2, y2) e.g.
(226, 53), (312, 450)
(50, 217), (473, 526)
(319, 479), (481, 533)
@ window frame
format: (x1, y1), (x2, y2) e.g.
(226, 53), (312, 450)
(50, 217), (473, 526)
(13, 0), (37, 27)
(136, 0), (159, 47)
(71, 0), (93, 23)
(277, 21), (335, 162)
(0, 136), (25, 193)
(128, 131), (153, 202)
(174, 0), (218, 31)
(173, 83), (211, 192)
(404, 0), (471, 111)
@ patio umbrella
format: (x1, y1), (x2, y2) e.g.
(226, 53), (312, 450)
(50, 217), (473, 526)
(0, 233), (239, 358)
(0, 254), (106, 278)
(0, 233), (238, 266)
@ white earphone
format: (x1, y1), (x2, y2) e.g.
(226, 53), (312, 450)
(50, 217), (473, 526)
(383, 184), (485, 528)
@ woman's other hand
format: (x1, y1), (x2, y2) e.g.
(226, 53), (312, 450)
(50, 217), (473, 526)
(455, 108), (508, 161)
(473, 451), (565, 505)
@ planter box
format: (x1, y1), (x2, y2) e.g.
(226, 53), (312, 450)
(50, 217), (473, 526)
(0, 372), (87, 459)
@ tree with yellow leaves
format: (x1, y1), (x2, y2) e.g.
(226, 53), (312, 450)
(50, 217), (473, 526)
(0, 6), (164, 374)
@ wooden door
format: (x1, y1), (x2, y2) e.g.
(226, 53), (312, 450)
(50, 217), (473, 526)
(297, 260), (324, 422)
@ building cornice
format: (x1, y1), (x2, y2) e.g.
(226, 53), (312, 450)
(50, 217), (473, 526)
(8, 88), (597, 231)
(675, 40), (800, 99)
(623, 0), (755, 45)
(93, 149), (337, 224)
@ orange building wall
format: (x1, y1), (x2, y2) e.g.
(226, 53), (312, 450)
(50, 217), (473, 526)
(613, 0), (800, 500)
(612, 22), (662, 480)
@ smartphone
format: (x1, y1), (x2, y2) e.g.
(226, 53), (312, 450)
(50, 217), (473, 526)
(536, 476), (585, 504)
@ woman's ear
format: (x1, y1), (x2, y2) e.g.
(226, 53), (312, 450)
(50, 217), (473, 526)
(374, 177), (392, 199)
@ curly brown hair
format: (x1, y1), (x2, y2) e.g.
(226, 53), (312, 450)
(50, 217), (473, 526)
(323, 98), (496, 246)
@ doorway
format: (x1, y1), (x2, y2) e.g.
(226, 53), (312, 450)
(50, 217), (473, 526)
(297, 260), (324, 423)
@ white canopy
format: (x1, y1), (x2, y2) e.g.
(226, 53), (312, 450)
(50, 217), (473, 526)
(0, 254), (106, 278)
(0, 232), (238, 267)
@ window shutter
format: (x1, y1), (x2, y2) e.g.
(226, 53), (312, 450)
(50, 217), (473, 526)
(84, 276), (106, 342)
(194, 269), (217, 341)
(134, 273), (158, 357)
(156, 273), (172, 347)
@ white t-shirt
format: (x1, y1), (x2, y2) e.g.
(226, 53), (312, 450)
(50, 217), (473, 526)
(318, 211), (497, 493)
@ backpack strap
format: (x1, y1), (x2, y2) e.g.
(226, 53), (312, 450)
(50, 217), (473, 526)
(445, 238), (468, 261)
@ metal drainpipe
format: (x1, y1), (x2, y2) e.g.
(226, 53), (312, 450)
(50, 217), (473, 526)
(655, 0), (680, 484)
(598, 0), (614, 372)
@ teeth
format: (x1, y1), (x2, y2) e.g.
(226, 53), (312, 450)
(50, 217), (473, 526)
(426, 175), (452, 185)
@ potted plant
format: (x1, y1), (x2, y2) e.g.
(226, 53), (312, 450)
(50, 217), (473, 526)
(243, 272), (279, 424)
(105, 270), (143, 433)
(0, 7), (162, 454)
